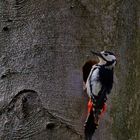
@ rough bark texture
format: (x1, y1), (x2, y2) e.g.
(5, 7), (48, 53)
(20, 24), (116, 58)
(0, 0), (139, 140)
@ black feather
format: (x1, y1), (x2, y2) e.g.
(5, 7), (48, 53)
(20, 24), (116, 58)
(104, 51), (115, 55)
(84, 109), (98, 140)
(99, 66), (114, 93)
(94, 66), (114, 110)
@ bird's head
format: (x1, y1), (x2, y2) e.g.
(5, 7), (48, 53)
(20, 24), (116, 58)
(91, 51), (117, 67)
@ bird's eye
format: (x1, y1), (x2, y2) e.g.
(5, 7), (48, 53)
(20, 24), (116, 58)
(104, 53), (108, 56)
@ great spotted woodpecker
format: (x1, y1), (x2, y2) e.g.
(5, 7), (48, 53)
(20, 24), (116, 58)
(84, 51), (116, 140)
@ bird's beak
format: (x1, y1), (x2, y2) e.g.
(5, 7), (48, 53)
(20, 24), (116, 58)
(91, 51), (102, 57)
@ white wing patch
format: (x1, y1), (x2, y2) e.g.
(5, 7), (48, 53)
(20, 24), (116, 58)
(86, 66), (101, 97)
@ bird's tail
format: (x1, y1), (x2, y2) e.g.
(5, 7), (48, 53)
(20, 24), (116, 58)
(84, 109), (98, 140)
(84, 100), (107, 140)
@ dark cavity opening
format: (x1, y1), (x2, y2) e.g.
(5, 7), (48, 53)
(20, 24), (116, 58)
(82, 60), (97, 83)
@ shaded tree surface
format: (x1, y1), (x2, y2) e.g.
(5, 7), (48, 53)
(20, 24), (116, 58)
(0, 0), (139, 140)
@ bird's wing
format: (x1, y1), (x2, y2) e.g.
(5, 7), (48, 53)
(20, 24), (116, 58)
(86, 66), (101, 98)
(94, 86), (107, 110)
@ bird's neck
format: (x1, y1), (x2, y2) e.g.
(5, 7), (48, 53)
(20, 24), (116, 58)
(98, 58), (106, 65)
(98, 57), (116, 69)
(98, 61), (115, 69)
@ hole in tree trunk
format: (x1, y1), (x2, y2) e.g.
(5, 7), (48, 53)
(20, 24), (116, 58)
(82, 60), (97, 83)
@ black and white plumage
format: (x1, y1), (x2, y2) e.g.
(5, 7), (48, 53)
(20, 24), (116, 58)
(84, 51), (116, 140)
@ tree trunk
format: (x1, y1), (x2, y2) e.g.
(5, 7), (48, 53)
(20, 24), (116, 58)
(0, 0), (139, 140)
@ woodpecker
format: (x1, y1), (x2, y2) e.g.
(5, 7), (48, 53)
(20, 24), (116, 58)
(84, 51), (116, 140)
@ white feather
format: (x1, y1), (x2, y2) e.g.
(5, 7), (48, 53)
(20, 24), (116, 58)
(86, 66), (101, 97)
